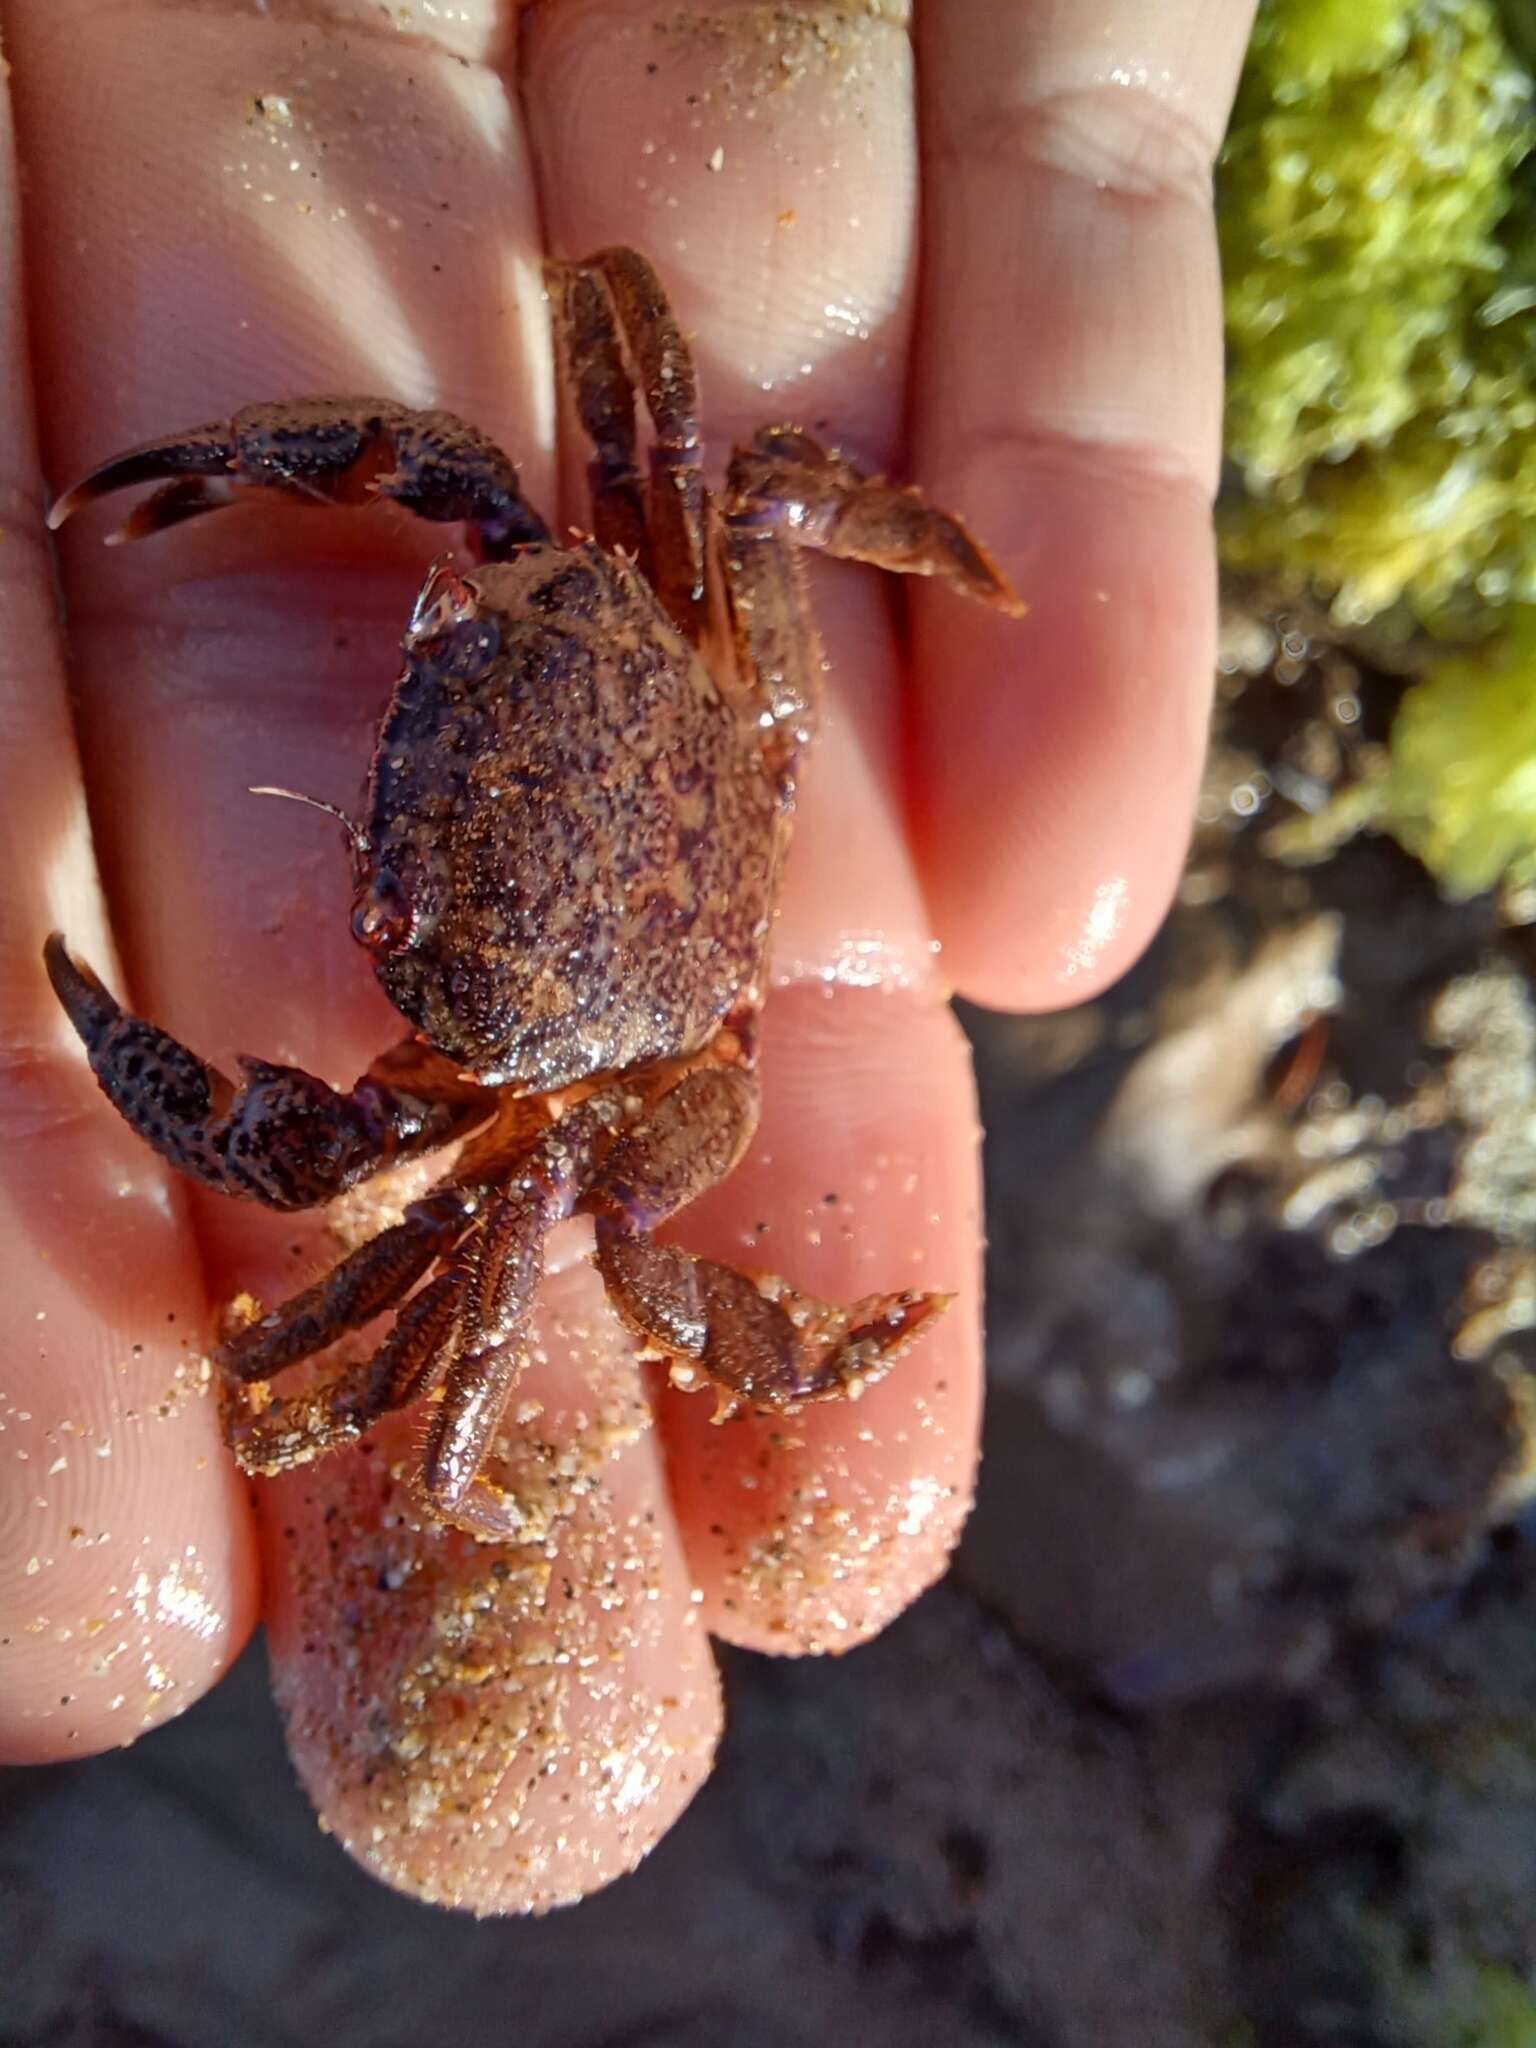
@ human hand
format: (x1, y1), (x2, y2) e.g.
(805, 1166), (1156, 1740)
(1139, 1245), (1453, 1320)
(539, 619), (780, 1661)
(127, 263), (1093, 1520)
(0, 0), (1255, 1910)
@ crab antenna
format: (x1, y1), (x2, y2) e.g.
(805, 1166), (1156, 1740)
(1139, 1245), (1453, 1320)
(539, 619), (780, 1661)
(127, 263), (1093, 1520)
(248, 785), (368, 854)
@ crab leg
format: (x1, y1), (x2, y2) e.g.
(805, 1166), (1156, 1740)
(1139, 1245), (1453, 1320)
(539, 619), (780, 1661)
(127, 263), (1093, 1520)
(581, 1065), (946, 1413)
(210, 1031), (924, 1526)
(45, 936), (480, 1210)
(418, 1088), (630, 1538)
(421, 1065), (759, 1538)
(218, 1099), (568, 1494)
(584, 1066), (760, 1230)
(724, 425), (1025, 614)
(579, 246), (709, 622)
(224, 1271), (465, 1475)
(719, 426), (1025, 792)
(48, 399), (550, 561)
(717, 530), (823, 790)
(219, 1189), (475, 1382)
(418, 1194), (547, 1541)
(595, 1229), (947, 1414)
(578, 1061), (946, 1418)
(549, 261), (650, 569)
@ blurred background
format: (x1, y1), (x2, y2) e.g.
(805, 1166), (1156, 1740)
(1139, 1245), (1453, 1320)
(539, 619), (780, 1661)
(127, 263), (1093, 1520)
(11, 2), (1536, 2041)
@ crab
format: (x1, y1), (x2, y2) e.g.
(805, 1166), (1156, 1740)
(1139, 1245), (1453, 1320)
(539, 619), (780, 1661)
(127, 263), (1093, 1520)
(43, 247), (1024, 1541)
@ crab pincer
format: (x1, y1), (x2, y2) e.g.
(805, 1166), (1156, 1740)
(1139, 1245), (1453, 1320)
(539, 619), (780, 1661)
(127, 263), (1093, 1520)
(48, 398), (551, 559)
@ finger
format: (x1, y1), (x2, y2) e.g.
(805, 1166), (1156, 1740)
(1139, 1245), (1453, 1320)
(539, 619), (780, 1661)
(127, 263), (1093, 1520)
(524, 0), (984, 1649)
(7, 0), (720, 1896)
(265, 1255), (720, 1913)
(0, 63), (255, 1763)
(526, 0), (935, 987)
(910, 0), (1257, 1009)
(657, 985), (982, 1653)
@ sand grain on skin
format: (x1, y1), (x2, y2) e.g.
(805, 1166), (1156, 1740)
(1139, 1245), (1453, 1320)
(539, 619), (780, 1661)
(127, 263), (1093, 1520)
(264, 1261), (720, 1915)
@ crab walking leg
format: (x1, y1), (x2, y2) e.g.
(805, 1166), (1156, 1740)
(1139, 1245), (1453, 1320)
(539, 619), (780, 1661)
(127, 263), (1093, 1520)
(718, 530), (824, 791)
(420, 1192), (570, 1541)
(595, 1230), (949, 1413)
(216, 1087), (566, 1494)
(587, 1066), (761, 1231)
(419, 1090), (626, 1538)
(47, 400), (551, 562)
(420, 1338), (536, 1538)
(218, 1189), (476, 1383)
(719, 429), (1026, 797)
(225, 1272), (465, 1476)
(44, 935), (475, 1210)
(220, 1088), (571, 1485)
(724, 426), (1026, 615)
(576, 1059), (947, 1412)
(581, 246), (708, 621)
(549, 261), (649, 568)
(421, 1064), (761, 1538)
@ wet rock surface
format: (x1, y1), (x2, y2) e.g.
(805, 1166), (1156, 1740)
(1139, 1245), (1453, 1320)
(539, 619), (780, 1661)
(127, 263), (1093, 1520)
(6, 622), (1536, 2045)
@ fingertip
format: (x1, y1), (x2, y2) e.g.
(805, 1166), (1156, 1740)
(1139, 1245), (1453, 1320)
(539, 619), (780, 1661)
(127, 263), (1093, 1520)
(911, 455), (1213, 1012)
(523, 0), (918, 461)
(665, 1298), (979, 1658)
(658, 984), (984, 1654)
(0, 1253), (259, 1763)
(261, 1262), (722, 1915)
(907, 0), (1242, 1011)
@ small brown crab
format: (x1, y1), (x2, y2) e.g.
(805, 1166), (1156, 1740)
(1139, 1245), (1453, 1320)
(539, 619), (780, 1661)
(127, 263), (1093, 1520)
(45, 248), (1023, 1541)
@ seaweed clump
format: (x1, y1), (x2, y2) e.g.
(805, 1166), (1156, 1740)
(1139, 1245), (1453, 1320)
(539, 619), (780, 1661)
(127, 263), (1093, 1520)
(1220, 0), (1535, 626)
(1218, 0), (1536, 896)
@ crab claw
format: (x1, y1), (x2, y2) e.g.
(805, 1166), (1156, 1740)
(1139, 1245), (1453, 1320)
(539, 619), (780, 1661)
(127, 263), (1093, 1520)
(47, 399), (550, 559)
(43, 933), (468, 1210)
(593, 1222), (949, 1415)
(47, 423), (245, 538)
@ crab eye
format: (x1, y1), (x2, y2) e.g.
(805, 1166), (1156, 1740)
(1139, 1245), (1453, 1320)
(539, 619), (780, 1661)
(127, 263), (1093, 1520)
(351, 868), (416, 958)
